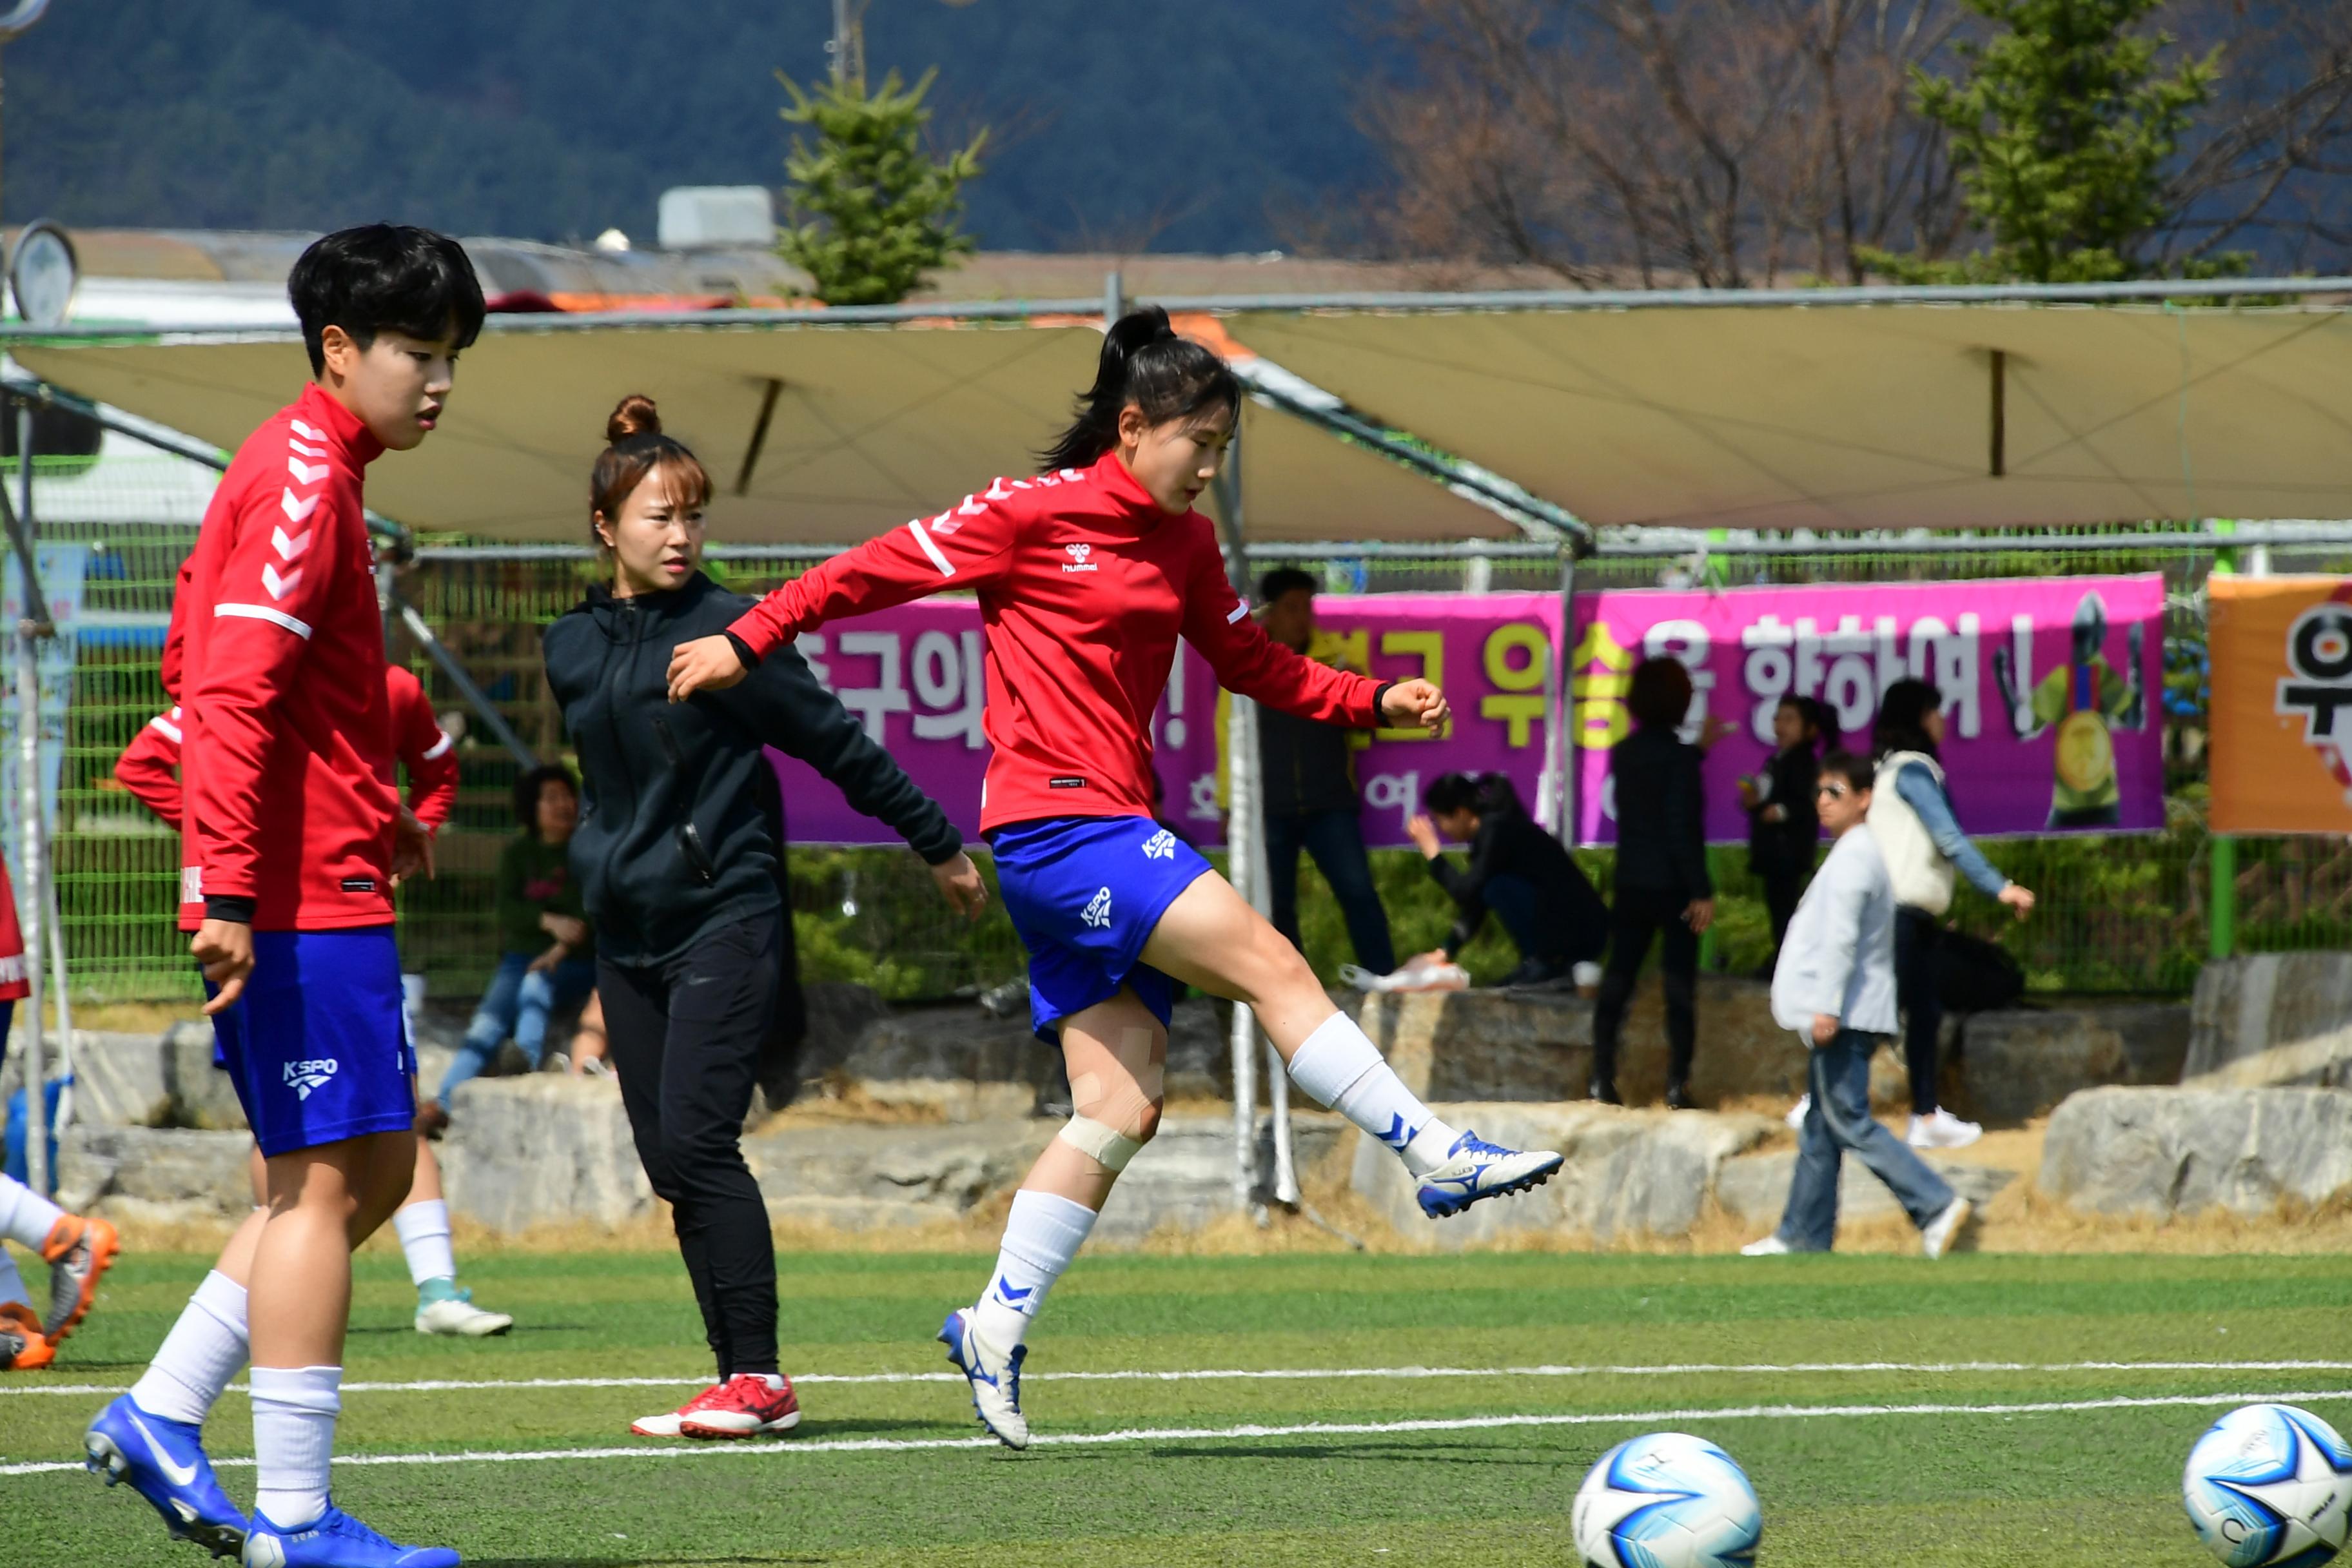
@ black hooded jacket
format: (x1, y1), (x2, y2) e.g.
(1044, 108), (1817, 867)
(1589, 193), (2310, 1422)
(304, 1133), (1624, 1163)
(544, 572), (962, 967)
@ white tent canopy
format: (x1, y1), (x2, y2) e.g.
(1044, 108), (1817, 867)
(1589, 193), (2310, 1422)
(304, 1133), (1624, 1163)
(1225, 300), (2352, 533)
(10, 320), (1518, 544)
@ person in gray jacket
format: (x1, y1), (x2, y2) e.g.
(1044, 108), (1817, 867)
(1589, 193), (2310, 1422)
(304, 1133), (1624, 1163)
(1741, 750), (1974, 1260)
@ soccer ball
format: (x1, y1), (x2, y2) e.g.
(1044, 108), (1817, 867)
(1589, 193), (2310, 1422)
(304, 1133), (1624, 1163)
(1573, 1431), (1761, 1567)
(2183, 1403), (2352, 1567)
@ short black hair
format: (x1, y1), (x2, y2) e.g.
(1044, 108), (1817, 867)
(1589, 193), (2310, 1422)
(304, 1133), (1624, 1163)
(288, 224), (486, 376)
(1425, 770), (1481, 816)
(1259, 566), (1317, 603)
(513, 762), (579, 832)
(1628, 656), (1694, 730)
(1819, 749), (1875, 794)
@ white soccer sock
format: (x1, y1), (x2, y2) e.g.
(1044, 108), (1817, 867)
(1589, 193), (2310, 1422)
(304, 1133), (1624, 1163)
(0, 1245), (27, 1309)
(391, 1199), (457, 1288)
(970, 1190), (1097, 1351)
(129, 1270), (249, 1426)
(0, 1173), (64, 1251)
(1285, 1012), (1458, 1176)
(250, 1364), (340, 1529)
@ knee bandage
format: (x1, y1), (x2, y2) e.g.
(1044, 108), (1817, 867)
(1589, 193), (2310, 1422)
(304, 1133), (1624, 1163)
(1059, 1026), (1163, 1173)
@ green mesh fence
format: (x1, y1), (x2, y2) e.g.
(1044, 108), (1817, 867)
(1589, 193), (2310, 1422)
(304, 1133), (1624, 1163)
(16, 440), (2352, 1004)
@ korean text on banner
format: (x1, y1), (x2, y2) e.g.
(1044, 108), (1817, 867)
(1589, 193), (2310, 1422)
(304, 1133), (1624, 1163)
(1568, 575), (2164, 845)
(2208, 575), (2352, 835)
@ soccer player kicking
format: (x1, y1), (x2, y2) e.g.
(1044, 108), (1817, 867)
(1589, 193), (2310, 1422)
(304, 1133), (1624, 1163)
(115, 676), (513, 1341)
(84, 224), (483, 1567)
(669, 308), (1566, 1449)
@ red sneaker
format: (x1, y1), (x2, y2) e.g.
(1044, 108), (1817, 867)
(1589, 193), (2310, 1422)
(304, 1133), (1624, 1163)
(677, 1373), (801, 1439)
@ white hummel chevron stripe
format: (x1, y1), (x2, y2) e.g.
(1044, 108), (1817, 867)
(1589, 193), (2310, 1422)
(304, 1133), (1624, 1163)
(907, 519), (955, 578)
(421, 730), (455, 761)
(985, 478), (1015, 500)
(215, 603), (313, 639)
(1227, 602), (1249, 623)
(262, 564), (304, 601)
(289, 438), (328, 458)
(150, 712), (184, 743)
(288, 457), (328, 485)
(272, 525), (313, 560)
(291, 419), (325, 440)
(280, 489), (320, 524)
(959, 496), (988, 515)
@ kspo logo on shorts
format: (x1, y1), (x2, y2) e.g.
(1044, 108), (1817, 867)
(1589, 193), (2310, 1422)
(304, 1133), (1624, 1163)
(1141, 830), (1177, 861)
(284, 1058), (340, 1101)
(1081, 887), (1113, 928)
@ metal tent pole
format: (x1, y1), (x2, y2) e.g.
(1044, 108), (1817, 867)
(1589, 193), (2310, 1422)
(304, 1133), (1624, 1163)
(2, 395), (49, 1194)
(1545, 548), (1582, 841)
(1209, 440), (1268, 1219)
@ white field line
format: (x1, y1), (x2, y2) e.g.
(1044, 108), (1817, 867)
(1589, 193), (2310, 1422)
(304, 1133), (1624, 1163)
(7, 1358), (2352, 1400)
(6, 1386), (2351, 1478)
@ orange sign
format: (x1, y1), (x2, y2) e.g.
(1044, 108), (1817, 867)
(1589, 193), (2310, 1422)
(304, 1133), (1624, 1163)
(2209, 575), (2352, 833)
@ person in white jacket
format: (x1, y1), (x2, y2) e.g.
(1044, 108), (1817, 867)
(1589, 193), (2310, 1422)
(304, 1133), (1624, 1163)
(1743, 751), (1974, 1260)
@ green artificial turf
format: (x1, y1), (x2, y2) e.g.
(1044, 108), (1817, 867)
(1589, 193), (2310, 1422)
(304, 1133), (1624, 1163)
(3, 1249), (2347, 1565)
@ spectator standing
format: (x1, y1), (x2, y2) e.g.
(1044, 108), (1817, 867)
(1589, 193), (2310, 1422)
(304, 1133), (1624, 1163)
(1255, 567), (1396, 977)
(1406, 772), (1607, 985)
(1739, 695), (1832, 971)
(1859, 678), (2035, 1151)
(1740, 750), (1974, 1259)
(420, 763), (595, 1130)
(1589, 658), (1727, 1108)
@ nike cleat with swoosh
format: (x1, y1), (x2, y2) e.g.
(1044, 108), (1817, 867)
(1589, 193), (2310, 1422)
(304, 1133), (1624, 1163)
(84, 1394), (248, 1559)
(1414, 1130), (1564, 1219)
(939, 1307), (1028, 1450)
(240, 1502), (459, 1567)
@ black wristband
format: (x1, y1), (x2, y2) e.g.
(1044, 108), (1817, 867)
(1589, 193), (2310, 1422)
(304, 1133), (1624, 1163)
(1370, 680), (1396, 727)
(724, 631), (762, 669)
(204, 895), (256, 925)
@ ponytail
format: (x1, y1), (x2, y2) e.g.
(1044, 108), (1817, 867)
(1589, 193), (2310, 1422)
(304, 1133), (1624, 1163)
(1039, 305), (1241, 473)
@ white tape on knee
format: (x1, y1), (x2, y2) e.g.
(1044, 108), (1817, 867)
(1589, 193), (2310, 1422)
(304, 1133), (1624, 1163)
(1058, 1114), (1144, 1173)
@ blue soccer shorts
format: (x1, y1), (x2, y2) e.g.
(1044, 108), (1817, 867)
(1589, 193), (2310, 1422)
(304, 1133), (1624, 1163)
(988, 815), (1214, 1043)
(206, 926), (416, 1157)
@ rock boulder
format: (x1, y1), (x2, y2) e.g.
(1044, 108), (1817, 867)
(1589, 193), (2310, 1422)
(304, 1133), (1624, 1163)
(55, 1126), (253, 1223)
(438, 1075), (654, 1232)
(2038, 1086), (2352, 1217)
(1954, 1003), (2190, 1124)
(2186, 953), (2352, 1079)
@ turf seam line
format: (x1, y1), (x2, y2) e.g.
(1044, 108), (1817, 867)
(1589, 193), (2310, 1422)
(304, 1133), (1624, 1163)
(11, 1358), (2352, 1399)
(8, 1386), (2351, 1477)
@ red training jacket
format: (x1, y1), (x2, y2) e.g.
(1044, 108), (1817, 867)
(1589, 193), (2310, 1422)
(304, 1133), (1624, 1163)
(167, 382), (399, 931)
(115, 664), (458, 836)
(727, 451), (1382, 832)
(0, 855), (28, 1003)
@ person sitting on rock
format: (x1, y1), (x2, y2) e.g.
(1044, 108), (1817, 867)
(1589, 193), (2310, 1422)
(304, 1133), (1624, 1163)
(1406, 771), (1607, 988)
(1742, 750), (1974, 1260)
(420, 763), (596, 1133)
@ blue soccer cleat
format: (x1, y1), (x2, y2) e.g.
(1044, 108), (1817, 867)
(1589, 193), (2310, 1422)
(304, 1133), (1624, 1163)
(938, 1307), (1029, 1451)
(83, 1393), (249, 1560)
(1415, 1129), (1564, 1219)
(241, 1502), (460, 1567)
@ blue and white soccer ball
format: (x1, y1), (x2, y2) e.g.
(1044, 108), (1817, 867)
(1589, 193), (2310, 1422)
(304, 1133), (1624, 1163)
(2183, 1402), (2352, 1567)
(1573, 1431), (1761, 1567)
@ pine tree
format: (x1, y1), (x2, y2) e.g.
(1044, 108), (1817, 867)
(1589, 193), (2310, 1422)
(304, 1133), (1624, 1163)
(1863, 0), (2232, 284)
(775, 68), (987, 306)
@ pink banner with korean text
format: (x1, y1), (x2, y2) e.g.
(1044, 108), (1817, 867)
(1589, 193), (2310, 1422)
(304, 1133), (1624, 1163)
(765, 576), (2162, 850)
(765, 600), (1228, 848)
(1567, 574), (2165, 845)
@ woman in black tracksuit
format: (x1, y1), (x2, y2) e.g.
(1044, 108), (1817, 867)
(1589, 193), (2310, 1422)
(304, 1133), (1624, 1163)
(544, 394), (983, 1440)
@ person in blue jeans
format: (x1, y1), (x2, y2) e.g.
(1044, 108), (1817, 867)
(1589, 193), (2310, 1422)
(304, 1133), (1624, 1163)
(422, 764), (595, 1130)
(1256, 567), (1398, 976)
(1741, 750), (1973, 1260)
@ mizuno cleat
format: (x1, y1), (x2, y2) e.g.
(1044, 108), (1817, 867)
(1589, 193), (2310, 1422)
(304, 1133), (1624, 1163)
(41, 1213), (121, 1345)
(1414, 1130), (1564, 1219)
(240, 1502), (459, 1567)
(939, 1307), (1029, 1450)
(412, 1289), (512, 1338)
(84, 1393), (248, 1559)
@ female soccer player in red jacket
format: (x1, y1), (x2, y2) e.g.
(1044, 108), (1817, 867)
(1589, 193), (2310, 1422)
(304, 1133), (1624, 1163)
(669, 309), (1565, 1449)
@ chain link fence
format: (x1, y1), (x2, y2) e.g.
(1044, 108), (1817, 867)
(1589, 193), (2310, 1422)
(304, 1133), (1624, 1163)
(17, 440), (2352, 1005)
